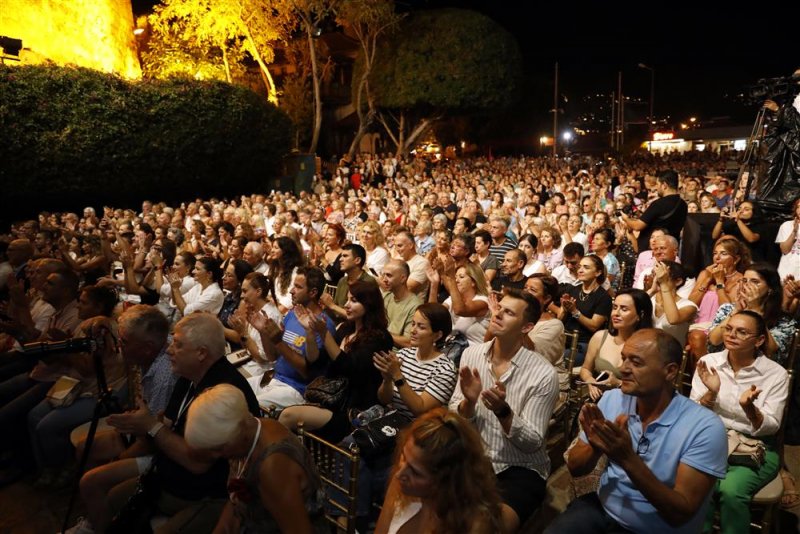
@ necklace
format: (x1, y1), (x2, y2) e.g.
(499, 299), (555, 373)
(227, 418), (262, 503)
(579, 284), (597, 301)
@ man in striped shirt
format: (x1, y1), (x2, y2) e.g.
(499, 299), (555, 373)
(450, 288), (558, 533)
(488, 216), (518, 261)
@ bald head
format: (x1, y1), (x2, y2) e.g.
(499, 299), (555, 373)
(380, 259), (410, 292)
(7, 239), (33, 267)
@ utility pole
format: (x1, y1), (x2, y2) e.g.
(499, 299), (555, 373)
(552, 62), (558, 157)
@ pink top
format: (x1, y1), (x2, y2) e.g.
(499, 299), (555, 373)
(694, 289), (720, 325)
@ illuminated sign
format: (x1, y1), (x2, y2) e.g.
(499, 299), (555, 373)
(652, 132), (675, 141)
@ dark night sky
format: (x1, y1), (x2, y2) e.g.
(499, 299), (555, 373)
(418, 1), (798, 122)
(134, 0), (798, 126)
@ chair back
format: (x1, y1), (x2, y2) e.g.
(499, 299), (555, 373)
(298, 423), (360, 534)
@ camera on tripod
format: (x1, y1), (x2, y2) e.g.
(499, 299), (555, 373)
(737, 74), (800, 106)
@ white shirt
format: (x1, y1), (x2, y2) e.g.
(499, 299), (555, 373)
(776, 220), (800, 280)
(444, 294), (490, 346)
(651, 295), (697, 345)
(634, 267), (696, 300)
(405, 254), (430, 300)
(690, 350), (789, 438)
(366, 246), (390, 277)
(551, 265), (579, 286)
(522, 260), (546, 277)
(449, 339), (559, 479)
(183, 282), (225, 315)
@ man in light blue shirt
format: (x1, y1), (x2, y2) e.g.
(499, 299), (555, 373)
(545, 329), (727, 534)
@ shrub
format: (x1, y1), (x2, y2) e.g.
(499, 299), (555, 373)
(0, 65), (292, 219)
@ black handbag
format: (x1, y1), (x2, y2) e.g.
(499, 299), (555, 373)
(303, 376), (349, 411)
(107, 465), (160, 534)
(440, 331), (469, 367)
(351, 409), (412, 459)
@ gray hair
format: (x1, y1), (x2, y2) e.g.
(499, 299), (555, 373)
(176, 313), (226, 360)
(661, 235), (679, 251)
(119, 305), (169, 346)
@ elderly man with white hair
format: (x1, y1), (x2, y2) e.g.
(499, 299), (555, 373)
(634, 235), (695, 299)
(243, 241), (268, 274)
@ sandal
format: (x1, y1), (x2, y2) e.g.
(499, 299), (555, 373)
(781, 471), (800, 509)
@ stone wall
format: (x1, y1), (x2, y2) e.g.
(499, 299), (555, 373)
(0, 0), (141, 78)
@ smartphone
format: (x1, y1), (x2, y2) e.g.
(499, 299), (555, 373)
(595, 371), (610, 382)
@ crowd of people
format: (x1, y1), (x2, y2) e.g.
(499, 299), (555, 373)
(1, 149), (799, 533)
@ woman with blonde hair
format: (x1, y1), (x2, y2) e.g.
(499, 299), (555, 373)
(426, 262), (490, 346)
(361, 219), (390, 276)
(374, 407), (503, 534)
(185, 384), (327, 534)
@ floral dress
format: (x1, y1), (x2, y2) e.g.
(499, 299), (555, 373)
(707, 303), (796, 365)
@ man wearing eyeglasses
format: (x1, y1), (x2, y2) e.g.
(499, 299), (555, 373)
(545, 328), (728, 534)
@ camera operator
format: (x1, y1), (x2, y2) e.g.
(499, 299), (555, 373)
(761, 71), (800, 204)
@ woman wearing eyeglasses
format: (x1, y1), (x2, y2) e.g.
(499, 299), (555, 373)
(690, 310), (789, 534)
(705, 263), (796, 366)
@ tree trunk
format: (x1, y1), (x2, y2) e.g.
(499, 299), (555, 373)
(347, 72), (372, 159)
(307, 26), (322, 155)
(240, 21), (277, 104)
(401, 117), (437, 155)
(221, 47), (232, 84)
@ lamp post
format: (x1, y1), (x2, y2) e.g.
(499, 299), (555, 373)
(638, 63), (654, 130)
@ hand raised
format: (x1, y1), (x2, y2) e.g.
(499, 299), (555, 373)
(459, 366), (483, 404)
(739, 385), (761, 409)
(696, 360), (721, 394)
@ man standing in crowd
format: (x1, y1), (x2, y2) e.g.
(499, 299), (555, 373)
(621, 170), (688, 252)
(545, 329), (727, 534)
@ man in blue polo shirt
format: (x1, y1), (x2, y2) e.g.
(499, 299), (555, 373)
(545, 329), (727, 534)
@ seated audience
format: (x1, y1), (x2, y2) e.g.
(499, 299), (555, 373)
(546, 329), (727, 534)
(375, 408), (503, 534)
(691, 311), (789, 534)
(580, 289), (653, 402)
(185, 384), (327, 533)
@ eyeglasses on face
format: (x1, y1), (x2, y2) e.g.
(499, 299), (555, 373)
(723, 325), (756, 340)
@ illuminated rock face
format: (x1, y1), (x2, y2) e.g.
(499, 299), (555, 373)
(0, 0), (141, 78)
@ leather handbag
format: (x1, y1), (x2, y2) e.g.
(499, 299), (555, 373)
(351, 409), (412, 459)
(726, 429), (766, 469)
(303, 376), (349, 411)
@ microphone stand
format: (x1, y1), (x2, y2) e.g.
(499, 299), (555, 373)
(61, 329), (124, 534)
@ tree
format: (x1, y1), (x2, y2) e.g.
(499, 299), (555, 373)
(148, 0), (286, 103)
(336, 0), (401, 159)
(283, 0), (334, 154)
(367, 9), (522, 156)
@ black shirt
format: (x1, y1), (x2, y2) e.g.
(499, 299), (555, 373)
(491, 275), (528, 293)
(637, 194), (688, 251)
(328, 325), (393, 412)
(562, 285), (612, 344)
(155, 358), (260, 501)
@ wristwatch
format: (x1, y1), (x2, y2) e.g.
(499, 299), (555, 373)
(494, 403), (512, 419)
(147, 421), (165, 439)
(394, 377), (406, 388)
(572, 310), (581, 319)
(240, 335), (249, 343)
(715, 283), (725, 290)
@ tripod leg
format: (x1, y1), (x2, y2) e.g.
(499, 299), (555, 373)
(61, 398), (110, 533)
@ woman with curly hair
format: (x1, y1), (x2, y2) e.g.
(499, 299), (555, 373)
(374, 407), (503, 534)
(267, 236), (304, 314)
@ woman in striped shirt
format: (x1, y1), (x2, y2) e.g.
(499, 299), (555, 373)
(373, 303), (458, 419)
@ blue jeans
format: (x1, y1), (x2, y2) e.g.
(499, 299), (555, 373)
(544, 493), (633, 534)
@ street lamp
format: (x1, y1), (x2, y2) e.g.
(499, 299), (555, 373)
(638, 63), (655, 130)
